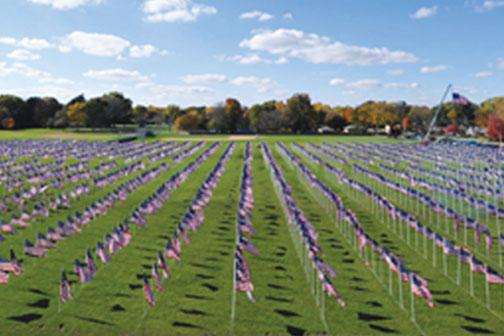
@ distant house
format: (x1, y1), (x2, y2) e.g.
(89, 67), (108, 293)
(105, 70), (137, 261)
(343, 124), (366, 135)
(318, 126), (335, 134)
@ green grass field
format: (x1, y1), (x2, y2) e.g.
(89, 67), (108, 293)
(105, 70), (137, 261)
(0, 130), (502, 335)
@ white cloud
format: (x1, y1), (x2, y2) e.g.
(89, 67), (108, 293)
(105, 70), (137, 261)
(0, 37), (52, 50)
(387, 69), (404, 76)
(454, 85), (479, 94)
(329, 77), (418, 89)
(83, 69), (149, 81)
(39, 77), (76, 85)
(475, 71), (494, 78)
(482, 1), (504, 10)
(59, 31), (131, 56)
(129, 44), (157, 58)
(142, 0), (217, 23)
(229, 76), (277, 93)
(421, 65), (447, 73)
(283, 12), (293, 19)
(467, 0), (504, 12)
(136, 81), (213, 96)
(7, 49), (40, 61)
(239, 28), (418, 65)
(221, 53), (287, 65)
(329, 78), (345, 86)
(179, 73), (228, 84)
(0, 37), (17, 46)
(410, 5), (438, 19)
(26, 0), (103, 10)
(498, 58), (504, 69)
(239, 10), (274, 21)
(275, 56), (288, 64)
(0, 62), (74, 85)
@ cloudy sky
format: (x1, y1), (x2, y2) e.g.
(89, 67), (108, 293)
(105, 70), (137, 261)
(0, 0), (503, 107)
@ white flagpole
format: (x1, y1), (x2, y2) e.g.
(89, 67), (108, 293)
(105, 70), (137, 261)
(398, 270), (404, 309)
(410, 273), (416, 322)
(485, 273), (490, 309)
(469, 260), (474, 296)
(433, 237), (436, 267)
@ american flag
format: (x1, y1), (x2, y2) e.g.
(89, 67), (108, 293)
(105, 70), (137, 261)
(486, 266), (504, 284)
(0, 271), (8, 284)
(152, 262), (164, 293)
(24, 240), (46, 258)
(321, 274), (345, 307)
(157, 251), (170, 279)
(60, 270), (73, 303)
(75, 259), (93, 284)
(36, 232), (56, 249)
(411, 273), (434, 308)
(9, 249), (23, 275)
(470, 256), (486, 274)
(165, 237), (181, 262)
(95, 241), (111, 264)
(238, 234), (259, 255)
(143, 274), (155, 306)
(452, 92), (469, 105)
(1, 220), (17, 234)
(85, 249), (97, 275)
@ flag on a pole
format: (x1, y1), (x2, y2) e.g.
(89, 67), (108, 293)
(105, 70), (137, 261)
(60, 270), (73, 303)
(24, 240), (46, 258)
(452, 93), (469, 105)
(85, 249), (97, 275)
(143, 274), (155, 307)
(470, 256), (487, 274)
(95, 241), (110, 264)
(486, 266), (504, 284)
(411, 273), (434, 308)
(152, 262), (164, 293)
(157, 251), (170, 279)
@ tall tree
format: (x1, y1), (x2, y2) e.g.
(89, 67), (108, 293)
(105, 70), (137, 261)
(284, 93), (316, 133)
(101, 92), (132, 127)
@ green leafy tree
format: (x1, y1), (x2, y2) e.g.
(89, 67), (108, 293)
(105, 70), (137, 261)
(284, 93), (316, 133)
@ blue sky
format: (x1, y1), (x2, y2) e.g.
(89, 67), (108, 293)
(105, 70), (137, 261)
(0, 0), (503, 108)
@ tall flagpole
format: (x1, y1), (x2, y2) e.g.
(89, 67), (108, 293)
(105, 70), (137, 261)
(410, 273), (416, 322)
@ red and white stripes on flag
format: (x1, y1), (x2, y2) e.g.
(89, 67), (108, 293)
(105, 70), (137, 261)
(143, 274), (155, 307)
(60, 270), (73, 304)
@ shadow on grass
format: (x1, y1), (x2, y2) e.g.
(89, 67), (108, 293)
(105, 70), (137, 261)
(74, 315), (116, 326)
(369, 324), (397, 333)
(454, 314), (486, 323)
(28, 289), (49, 296)
(358, 312), (390, 321)
(180, 308), (209, 316)
(185, 294), (212, 300)
(461, 326), (494, 334)
(173, 321), (204, 329)
(266, 296), (293, 303)
(286, 325), (306, 336)
(27, 299), (50, 309)
(7, 313), (42, 323)
(275, 309), (300, 318)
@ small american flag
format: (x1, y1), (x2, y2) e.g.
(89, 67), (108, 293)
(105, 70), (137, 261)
(143, 274), (155, 306)
(157, 251), (170, 279)
(411, 273), (434, 308)
(60, 270), (73, 303)
(152, 262), (164, 293)
(452, 92), (469, 105)
(85, 249), (97, 275)
(95, 241), (110, 264)
(486, 266), (504, 284)
(24, 240), (46, 258)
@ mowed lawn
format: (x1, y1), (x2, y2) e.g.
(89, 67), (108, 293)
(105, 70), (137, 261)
(0, 131), (502, 335)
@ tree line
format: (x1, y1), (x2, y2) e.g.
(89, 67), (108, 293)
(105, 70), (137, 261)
(0, 92), (503, 139)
